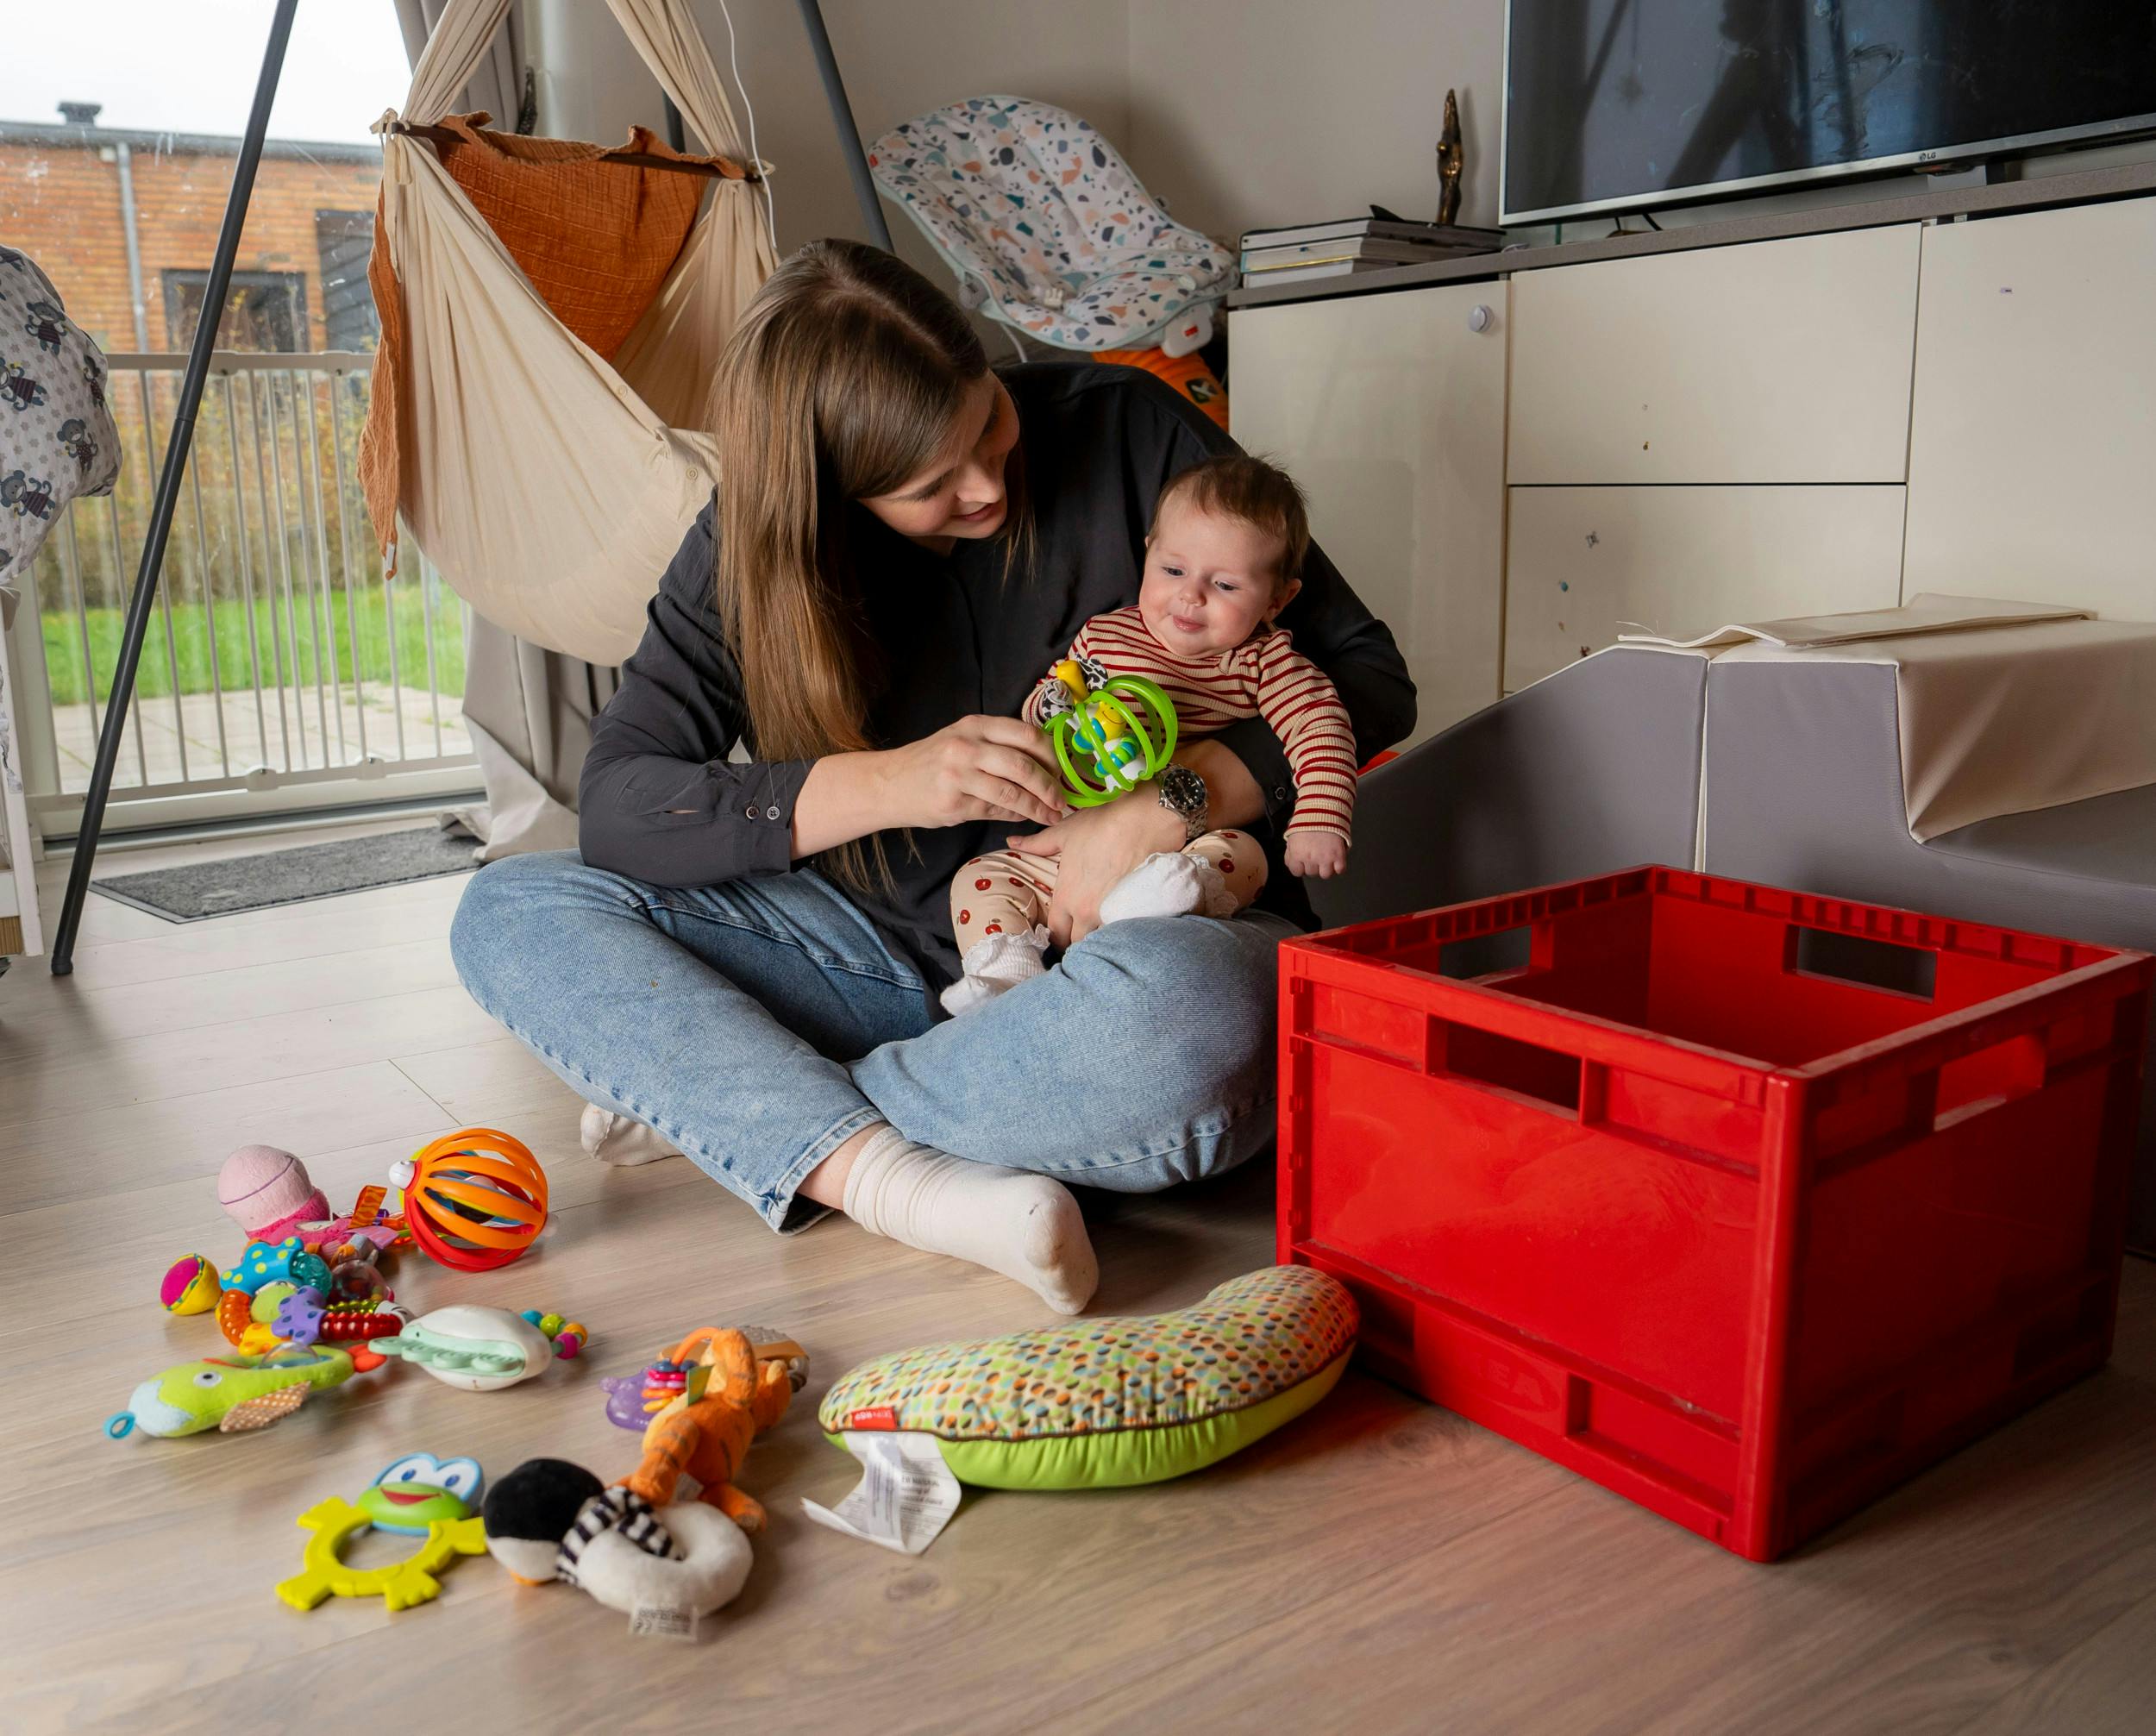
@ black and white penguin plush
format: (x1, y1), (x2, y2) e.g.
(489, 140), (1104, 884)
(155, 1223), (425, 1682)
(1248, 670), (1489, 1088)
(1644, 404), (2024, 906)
(482, 1457), (605, 1585)
(482, 1457), (753, 1633)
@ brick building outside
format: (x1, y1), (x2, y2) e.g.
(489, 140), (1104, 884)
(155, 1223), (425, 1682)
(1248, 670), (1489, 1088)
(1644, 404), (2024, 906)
(0, 102), (382, 354)
(0, 101), (388, 599)
(0, 102), (459, 774)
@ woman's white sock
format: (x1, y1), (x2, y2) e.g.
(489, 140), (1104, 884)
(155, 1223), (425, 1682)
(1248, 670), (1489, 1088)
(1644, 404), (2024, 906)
(839, 1125), (1098, 1314)
(580, 1103), (681, 1168)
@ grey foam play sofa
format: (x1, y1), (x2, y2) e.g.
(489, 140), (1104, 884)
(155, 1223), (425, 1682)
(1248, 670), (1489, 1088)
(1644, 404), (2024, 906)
(1312, 647), (1708, 934)
(1699, 653), (2156, 1246)
(1311, 645), (2156, 1250)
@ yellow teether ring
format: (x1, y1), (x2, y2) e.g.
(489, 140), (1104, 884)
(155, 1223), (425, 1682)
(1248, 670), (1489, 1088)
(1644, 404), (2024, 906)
(274, 1498), (487, 1614)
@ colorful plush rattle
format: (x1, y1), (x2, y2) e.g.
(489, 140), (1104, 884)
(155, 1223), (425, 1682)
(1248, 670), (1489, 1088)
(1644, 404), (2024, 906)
(389, 1129), (548, 1271)
(1041, 660), (1178, 807)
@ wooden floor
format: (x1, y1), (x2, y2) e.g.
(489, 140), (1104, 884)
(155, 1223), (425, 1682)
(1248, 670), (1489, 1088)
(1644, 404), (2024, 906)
(3, 821), (2153, 1735)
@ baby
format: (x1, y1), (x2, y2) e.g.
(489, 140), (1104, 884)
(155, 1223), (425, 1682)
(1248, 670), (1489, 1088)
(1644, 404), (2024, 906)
(943, 453), (1357, 1015)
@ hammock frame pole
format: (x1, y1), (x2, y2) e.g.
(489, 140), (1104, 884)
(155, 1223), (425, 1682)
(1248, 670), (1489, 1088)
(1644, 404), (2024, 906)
(48, 0), (299, 975)
(793, 0), (894, 251)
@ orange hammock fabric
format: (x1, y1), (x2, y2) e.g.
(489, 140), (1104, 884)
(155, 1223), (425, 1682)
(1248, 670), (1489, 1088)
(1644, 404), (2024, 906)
(429, 114), (731, 360)
(358, 112), (748, 584)
(359, 191), (411, 580)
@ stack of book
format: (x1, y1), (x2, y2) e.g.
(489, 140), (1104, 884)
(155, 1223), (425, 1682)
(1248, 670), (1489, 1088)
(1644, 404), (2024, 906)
(1239, 217), (1505, 287)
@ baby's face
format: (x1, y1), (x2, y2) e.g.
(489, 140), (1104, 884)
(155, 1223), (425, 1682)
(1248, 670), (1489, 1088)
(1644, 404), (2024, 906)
(1138, 496), (1294, 655)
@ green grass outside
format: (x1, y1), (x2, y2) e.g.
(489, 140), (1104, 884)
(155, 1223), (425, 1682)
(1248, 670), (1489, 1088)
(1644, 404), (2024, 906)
(39, 586), (466, 707)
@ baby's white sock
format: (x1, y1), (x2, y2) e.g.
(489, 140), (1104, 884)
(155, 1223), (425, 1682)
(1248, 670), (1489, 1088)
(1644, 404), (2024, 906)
(579, 1103), (681, 1168)
(1098, 852), (1236, 925)
(938, 926), (1049, 1018)
(840, 1124), (1098, 1315)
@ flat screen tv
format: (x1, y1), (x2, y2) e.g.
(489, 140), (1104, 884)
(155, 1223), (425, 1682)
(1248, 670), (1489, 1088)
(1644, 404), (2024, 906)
(1503, 3), (2156, 226)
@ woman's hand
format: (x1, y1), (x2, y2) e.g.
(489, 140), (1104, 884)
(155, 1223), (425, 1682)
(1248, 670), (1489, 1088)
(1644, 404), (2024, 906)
(877, 715), (1069, 830)
(1017, 786), (1187, 947)
(1284, 832), (1349, 880)
(793, 718), (1066, 858)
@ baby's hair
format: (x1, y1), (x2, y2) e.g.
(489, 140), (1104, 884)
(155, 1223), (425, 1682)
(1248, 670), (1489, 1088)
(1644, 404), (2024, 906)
(1152, 454), (1310, 588)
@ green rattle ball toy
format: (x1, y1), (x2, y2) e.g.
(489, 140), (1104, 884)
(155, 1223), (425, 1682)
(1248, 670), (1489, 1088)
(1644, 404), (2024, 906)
(1043, 660), (1178, 807)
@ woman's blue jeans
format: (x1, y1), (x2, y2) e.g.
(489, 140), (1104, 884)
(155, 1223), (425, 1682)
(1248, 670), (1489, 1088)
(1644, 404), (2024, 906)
(448, 853), (1291, 1231)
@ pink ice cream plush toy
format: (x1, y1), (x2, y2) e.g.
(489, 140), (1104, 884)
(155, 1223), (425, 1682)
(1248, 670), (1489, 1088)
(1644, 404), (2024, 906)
(218, 1144), (330, 1243)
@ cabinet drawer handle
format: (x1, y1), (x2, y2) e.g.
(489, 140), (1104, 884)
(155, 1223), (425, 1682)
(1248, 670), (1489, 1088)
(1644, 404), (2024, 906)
(1468, 304), (1494, 333)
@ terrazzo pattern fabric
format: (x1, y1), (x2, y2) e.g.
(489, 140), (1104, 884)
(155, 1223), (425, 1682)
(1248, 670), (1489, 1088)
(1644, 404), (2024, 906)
(819, 1265), (1358, 1443)
(868, 96), (1232, 352)
(0, 248), (120, 582)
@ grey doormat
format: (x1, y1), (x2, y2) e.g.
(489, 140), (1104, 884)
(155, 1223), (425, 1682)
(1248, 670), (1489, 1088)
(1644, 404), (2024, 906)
(91, 824), (478, 922)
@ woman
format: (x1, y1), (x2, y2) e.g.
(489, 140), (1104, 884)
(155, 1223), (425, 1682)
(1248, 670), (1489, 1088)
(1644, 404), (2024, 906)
(450, 241), (1413, 1313)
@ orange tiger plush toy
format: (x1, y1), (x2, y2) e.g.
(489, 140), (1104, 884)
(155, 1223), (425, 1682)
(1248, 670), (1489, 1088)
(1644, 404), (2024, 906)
(618, 1328), (798, 1533)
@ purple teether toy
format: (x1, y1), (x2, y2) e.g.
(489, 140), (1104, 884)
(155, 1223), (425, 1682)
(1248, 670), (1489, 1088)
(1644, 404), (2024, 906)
(274, 1285), (328, 1347)
(600, 1374), (649, 1430)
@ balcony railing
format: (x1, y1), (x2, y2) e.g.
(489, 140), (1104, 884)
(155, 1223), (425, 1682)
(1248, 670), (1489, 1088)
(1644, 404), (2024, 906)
(4, 349), (474, 832)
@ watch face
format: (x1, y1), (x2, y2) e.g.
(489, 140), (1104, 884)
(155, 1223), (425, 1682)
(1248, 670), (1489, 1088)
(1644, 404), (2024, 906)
(1156, 766), (1207, 840)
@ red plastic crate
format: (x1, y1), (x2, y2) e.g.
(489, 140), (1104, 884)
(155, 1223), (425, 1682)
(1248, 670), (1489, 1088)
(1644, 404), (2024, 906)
(1277, 868), (2152, 1561)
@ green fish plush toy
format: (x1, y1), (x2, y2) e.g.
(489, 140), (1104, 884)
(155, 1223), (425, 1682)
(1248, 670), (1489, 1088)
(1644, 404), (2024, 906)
(106, 1345), (361, 1438)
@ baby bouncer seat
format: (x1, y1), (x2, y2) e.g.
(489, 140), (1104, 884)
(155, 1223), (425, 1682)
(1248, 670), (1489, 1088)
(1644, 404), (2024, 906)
(868, 97), (1234, 428)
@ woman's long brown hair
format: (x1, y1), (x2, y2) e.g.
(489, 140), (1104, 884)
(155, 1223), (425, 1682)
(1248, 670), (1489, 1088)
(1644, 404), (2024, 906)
(705, 240), (1027, 890)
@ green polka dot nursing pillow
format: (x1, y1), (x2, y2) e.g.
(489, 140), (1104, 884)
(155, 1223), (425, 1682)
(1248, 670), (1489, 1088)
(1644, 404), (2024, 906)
(818, 1265), (1358, 1488)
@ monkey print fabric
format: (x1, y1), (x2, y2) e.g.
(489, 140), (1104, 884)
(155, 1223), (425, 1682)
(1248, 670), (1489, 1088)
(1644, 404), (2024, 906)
(0, 248), (121, 586)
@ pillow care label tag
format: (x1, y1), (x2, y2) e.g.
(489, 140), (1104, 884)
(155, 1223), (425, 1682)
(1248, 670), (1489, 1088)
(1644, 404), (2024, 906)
(629, 1601), (699, 1642)
(800, 1431), (962, 1555)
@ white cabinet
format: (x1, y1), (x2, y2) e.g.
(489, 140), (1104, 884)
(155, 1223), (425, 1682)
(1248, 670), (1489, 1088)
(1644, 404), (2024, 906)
(1229, 189), (2153, 725)
(1503, 225), (1921, 692)
(1502, 224), (1922, 690)
(1905, 199), (2156, 622)
(1230, 282), (1508, 742)
(1503, 486), (1908, 690)
(1509, 225), (1921, 486)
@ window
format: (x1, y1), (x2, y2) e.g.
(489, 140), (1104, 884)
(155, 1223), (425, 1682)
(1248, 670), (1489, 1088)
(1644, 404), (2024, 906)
(314, 210), (379, 352)
(162, 269), (307, 353)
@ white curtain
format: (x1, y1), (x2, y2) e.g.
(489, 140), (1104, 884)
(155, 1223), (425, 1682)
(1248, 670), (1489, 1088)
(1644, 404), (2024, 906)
(389, 0), (589, 856)
(381, 0), (776, 857)
(393, 0), (527, 126)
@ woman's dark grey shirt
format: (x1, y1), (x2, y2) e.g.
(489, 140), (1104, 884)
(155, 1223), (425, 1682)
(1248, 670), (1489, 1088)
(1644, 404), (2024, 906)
(578, 363), (1416, 987)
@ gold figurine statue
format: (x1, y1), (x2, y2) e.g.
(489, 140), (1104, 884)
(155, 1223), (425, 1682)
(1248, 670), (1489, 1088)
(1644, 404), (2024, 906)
(1436, 88), (1463, 228)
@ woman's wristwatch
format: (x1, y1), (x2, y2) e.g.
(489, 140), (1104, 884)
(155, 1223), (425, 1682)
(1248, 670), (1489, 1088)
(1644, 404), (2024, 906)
(1153, 763), (1210, 843)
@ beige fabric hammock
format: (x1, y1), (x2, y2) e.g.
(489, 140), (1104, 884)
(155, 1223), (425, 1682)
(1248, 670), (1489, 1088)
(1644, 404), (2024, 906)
(362, 0), (778, 664)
